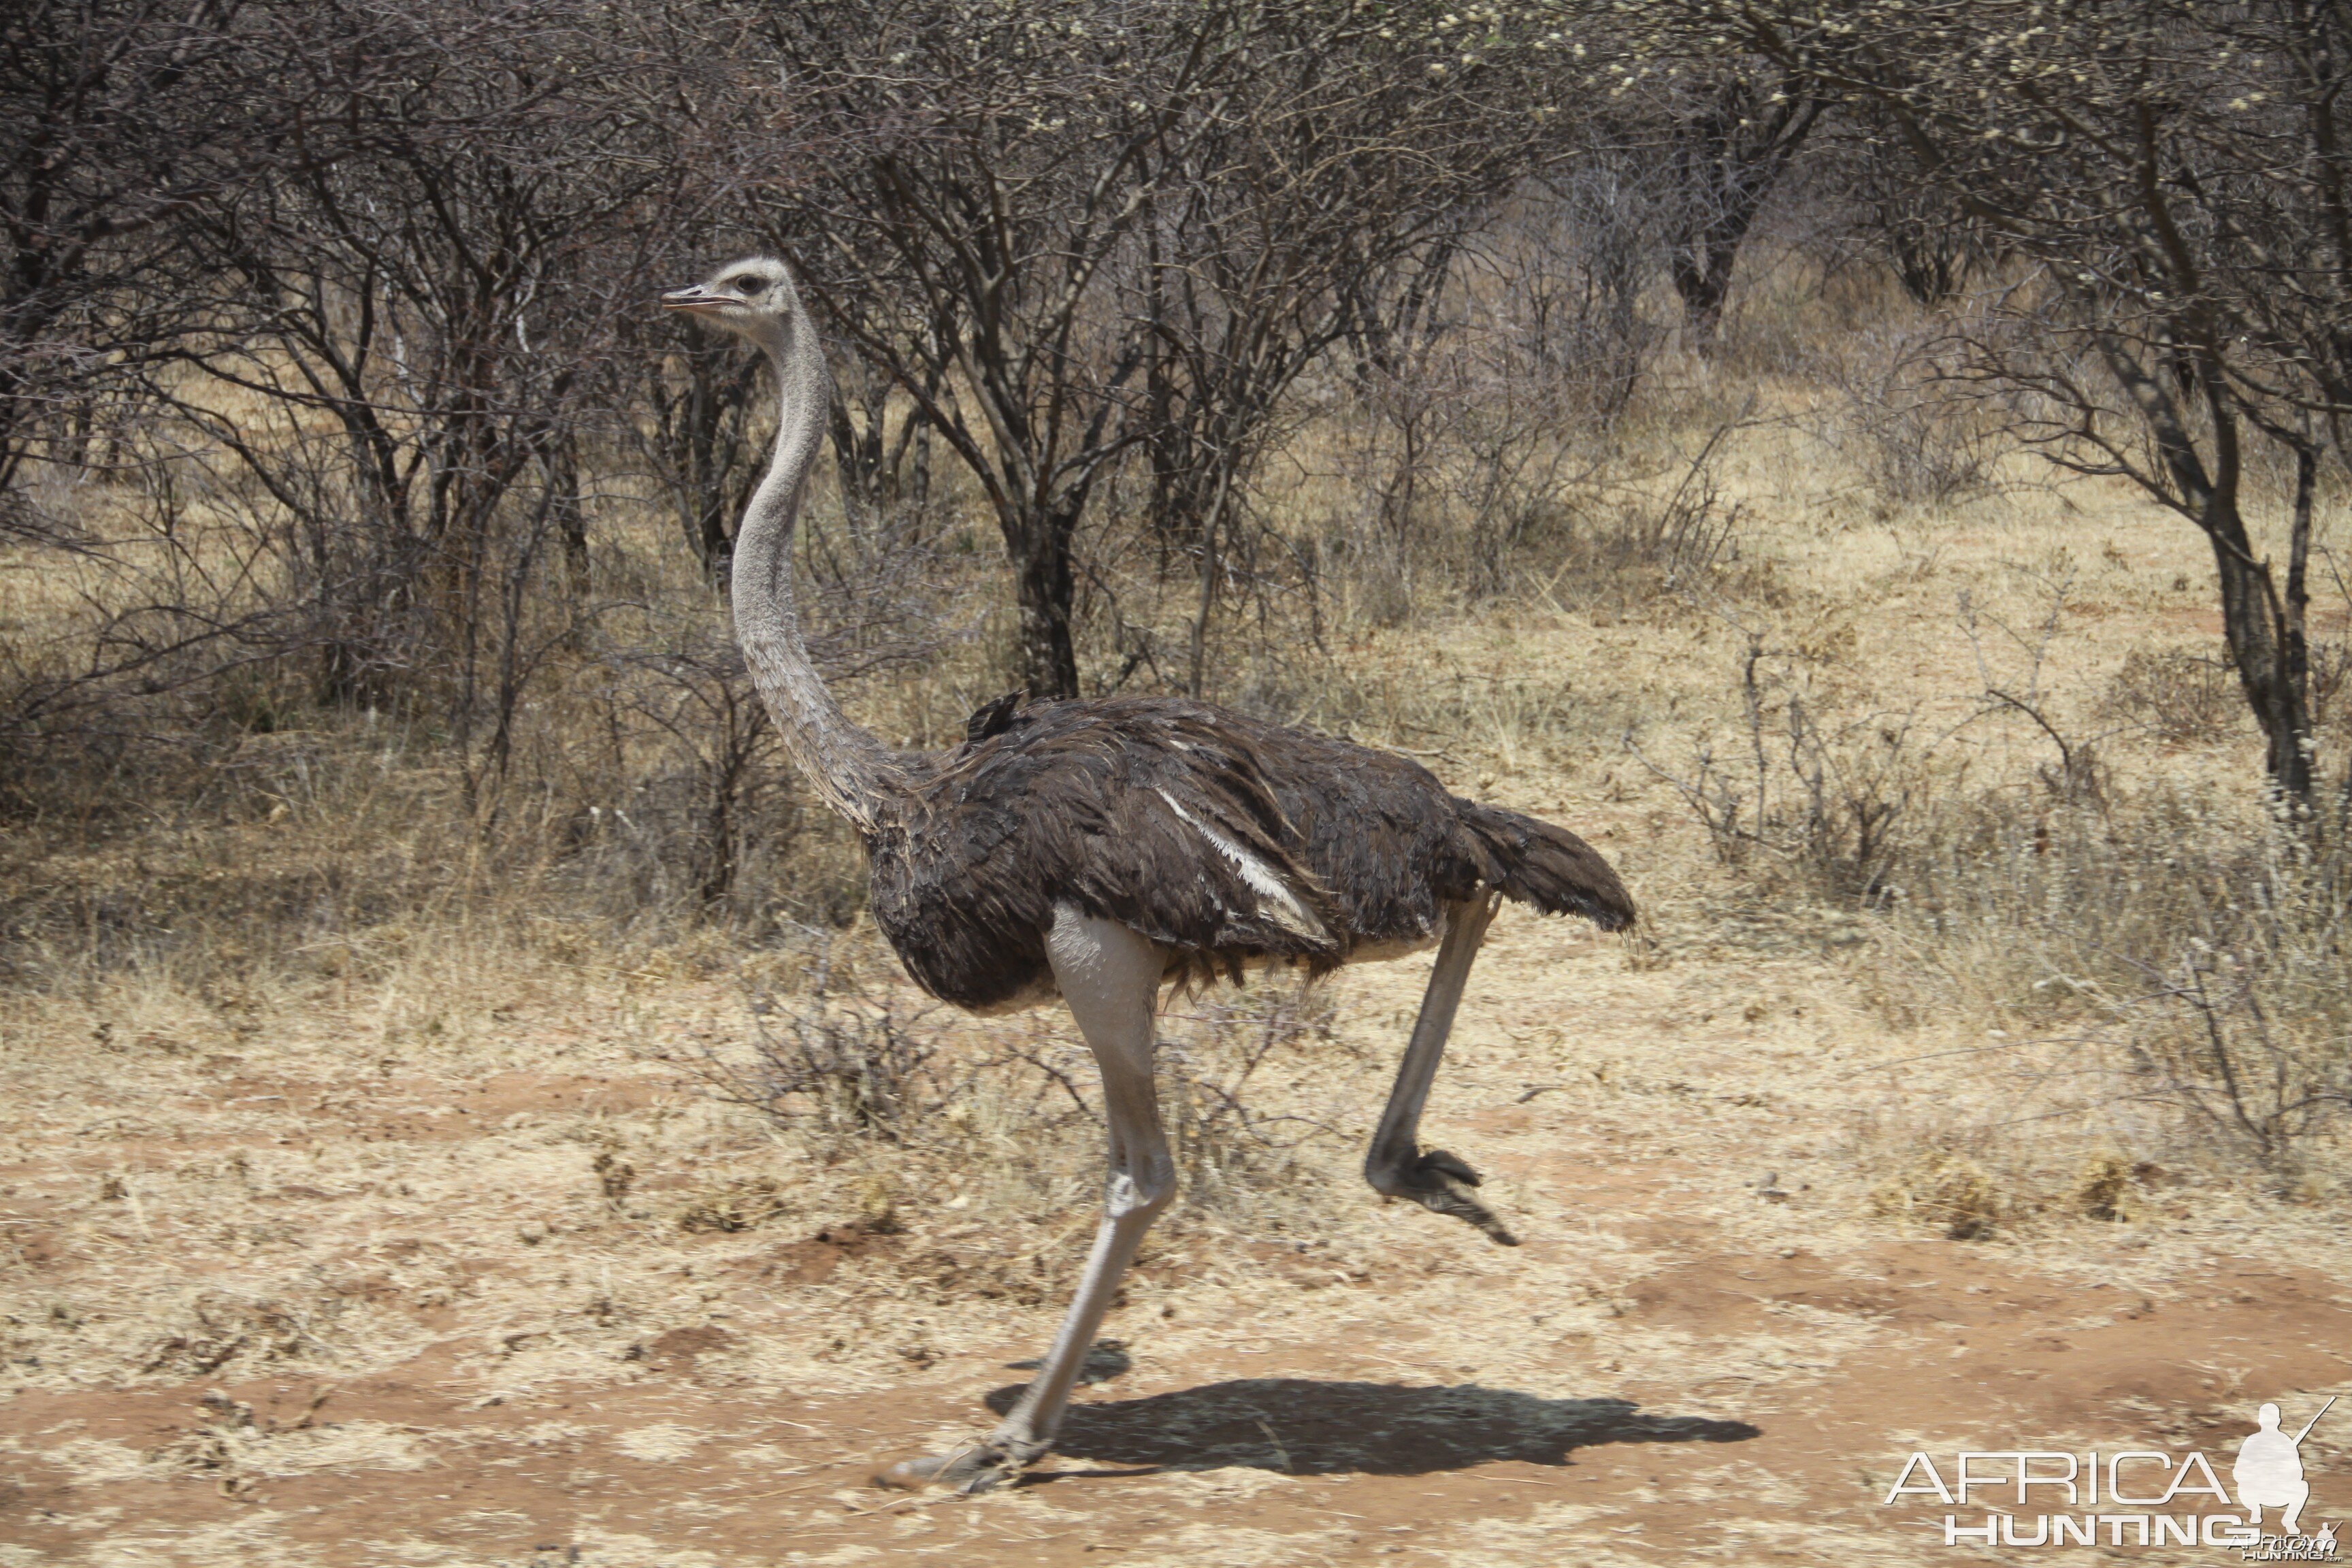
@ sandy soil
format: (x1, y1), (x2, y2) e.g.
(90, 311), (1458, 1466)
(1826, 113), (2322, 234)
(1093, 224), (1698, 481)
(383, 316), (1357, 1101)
(5, 474), (2351, 1565)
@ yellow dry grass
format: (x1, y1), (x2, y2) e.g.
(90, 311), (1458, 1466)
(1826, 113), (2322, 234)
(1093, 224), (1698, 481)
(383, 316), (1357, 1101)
(3, 291), (2349, 1565)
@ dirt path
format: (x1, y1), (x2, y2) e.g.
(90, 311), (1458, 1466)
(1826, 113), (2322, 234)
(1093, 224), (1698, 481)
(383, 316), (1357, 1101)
(6, 909), (2350, 1567)
(7, 1173), (2347, 1566)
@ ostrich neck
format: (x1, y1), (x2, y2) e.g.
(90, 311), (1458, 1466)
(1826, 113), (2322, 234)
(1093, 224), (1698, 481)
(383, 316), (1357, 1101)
(731, 308), (898, 836)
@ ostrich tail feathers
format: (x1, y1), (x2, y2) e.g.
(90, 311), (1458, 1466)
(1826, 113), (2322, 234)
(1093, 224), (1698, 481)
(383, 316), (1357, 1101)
(1455, 800), (1636, 932)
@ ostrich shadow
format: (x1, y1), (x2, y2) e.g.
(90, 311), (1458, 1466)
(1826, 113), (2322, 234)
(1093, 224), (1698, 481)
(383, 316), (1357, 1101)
(984, 1366), (1759, 1478)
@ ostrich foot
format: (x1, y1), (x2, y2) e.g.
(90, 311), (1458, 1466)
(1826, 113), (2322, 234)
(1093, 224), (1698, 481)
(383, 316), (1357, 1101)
(873, 1433), (1048, 1495)
(1370, 1147), (1520, 1246)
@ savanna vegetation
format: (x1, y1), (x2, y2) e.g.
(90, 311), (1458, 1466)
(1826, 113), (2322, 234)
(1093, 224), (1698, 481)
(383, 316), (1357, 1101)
(7, 0), (2345, 1173)
(2, 2), (2349, 1556)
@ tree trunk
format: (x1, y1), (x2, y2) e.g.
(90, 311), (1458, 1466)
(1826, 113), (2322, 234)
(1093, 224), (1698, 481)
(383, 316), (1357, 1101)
(549, 430), (590, 606)
(1665, 86), (1821, 357)
(827, 370), (895, 546)
(2203, 485), (2314, 803)
(1005, 504), (1081, 700)
(1670, 226), (1744, 353)
(2093, 331), (2318, 806)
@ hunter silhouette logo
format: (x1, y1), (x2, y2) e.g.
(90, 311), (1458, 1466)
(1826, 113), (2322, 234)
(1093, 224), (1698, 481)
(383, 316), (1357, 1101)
(2238, 1399), (2333, 1537)
(1880, 1396), (2337, 1556)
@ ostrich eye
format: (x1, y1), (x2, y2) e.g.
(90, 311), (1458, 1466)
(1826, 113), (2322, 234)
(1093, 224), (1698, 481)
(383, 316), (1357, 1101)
(728, 275), (764, 294)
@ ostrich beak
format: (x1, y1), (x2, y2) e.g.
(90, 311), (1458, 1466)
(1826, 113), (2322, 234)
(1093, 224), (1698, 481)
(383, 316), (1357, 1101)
(662, 284), (725, 314)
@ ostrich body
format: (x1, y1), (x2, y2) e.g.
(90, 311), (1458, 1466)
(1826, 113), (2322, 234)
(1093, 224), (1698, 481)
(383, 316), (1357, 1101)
(664, 258), (1634, 1493)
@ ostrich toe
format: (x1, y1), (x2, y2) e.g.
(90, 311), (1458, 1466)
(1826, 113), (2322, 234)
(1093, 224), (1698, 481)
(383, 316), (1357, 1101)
(1371, 1146), (1520, 1246)
(873, 1435), (1046, 1494)
(1415, 1147), (1484, 1187)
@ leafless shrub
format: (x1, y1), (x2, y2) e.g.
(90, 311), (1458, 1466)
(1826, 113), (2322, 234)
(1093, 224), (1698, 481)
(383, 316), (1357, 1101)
(1160, 978), (1342, 1214)
(1838, 126), (1995, 308)
(631, 322), (769, 586)
(1955, 572), (2111, 806)
(0, 0), (784, 865)
(1884, 794), (2352, 1172)
(2123, 924), (2349, 1170)
(1818, 328), (2004, 507)
(1717, 0), (2349, 802)
(1631, 636), (1931, 902)
(1652, 59), (1829, 353)
(1370, 314), (1615, 610)
(571, 510), (948, 922)
(693, 958), (945, 1147)
(1422, 191), (1693, 604)
(1640, 564), (2146, 917)
(0, 446), (310, 777)
(0, 0), (425, 500)
(584, 634), (792, 915)
(2104, 649), (2245, 746)
(1326, 282), (1749, 627)
(777, 0), (1572, 700)
(1623, 409), (1752, 590)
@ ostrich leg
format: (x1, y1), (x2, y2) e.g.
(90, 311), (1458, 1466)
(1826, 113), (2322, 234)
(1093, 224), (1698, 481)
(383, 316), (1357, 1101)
(879, 906), (1173, 1494)
(1363, 891), (1517, 1244)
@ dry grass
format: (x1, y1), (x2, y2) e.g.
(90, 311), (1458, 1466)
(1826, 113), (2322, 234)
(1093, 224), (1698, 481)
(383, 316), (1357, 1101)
(3, 257), (2349, 1565)
(7, 287), (2343, 1232)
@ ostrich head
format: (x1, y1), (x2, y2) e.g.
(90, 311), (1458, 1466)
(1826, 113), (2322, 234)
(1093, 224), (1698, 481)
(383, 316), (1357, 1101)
(662, 256), (800, 348)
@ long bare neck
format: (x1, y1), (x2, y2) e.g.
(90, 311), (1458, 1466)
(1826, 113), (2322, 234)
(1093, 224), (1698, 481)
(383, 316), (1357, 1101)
(731, 301), (897, 835)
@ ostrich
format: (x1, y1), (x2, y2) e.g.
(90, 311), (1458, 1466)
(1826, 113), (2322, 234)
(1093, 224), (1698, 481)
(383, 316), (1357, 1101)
(662, 257), (1634, 1493)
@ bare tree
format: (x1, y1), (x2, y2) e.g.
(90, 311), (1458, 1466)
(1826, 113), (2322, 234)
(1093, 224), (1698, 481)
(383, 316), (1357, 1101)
(1714, 0), (2352, 804)
(1126, 12), (1567, 694)
(142, 2), (762, 814)
(1656, 61), (1827, 351)
(764, 0), (1219, 698)
(636, 319), (766, 585)
(1836, 118), (1990, 308)
(0, 0), (414, 529)
(1524, 152), (1673, 416)
(768, 0), (1570, 699)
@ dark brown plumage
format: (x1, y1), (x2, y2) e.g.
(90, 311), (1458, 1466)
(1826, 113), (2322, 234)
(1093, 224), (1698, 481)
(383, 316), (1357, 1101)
(671, 254), (1639, 1493)
(866, 693), (1634, 1013)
